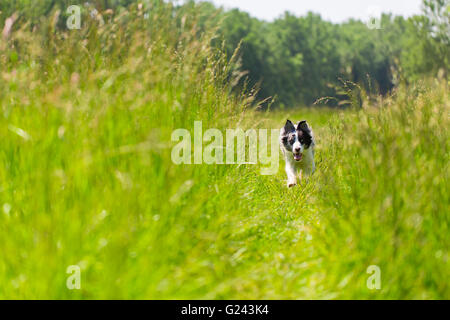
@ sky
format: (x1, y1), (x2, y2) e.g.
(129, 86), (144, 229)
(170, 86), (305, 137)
(207, 0), (423, 23)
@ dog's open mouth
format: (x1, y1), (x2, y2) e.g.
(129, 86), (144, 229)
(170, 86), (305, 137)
(294, 153), (302, 161)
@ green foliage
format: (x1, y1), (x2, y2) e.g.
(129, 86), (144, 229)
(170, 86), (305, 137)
(0, 1), (253, 298)
(2, 0), (447, 107)
(266, 12), (341, 106)
(197, 1), (449, 107)
(405, 0), (450, 80)
(0, 0), (448, 299)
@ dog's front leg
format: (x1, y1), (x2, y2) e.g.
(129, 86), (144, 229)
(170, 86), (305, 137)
(285, 163), (297, 188)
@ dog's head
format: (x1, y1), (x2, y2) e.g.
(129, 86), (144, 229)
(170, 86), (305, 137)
(280, 120), (314, 162)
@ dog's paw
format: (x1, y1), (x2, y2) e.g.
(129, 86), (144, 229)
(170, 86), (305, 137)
(287, 182), (297, 188)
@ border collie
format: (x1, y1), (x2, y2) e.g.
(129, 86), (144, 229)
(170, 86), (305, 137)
(280, 120), (315, 187)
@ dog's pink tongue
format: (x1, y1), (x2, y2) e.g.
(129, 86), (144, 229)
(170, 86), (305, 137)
(294, 154), (302, 161)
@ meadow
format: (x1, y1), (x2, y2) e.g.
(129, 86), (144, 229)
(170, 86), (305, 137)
(0, 2), (448, 299)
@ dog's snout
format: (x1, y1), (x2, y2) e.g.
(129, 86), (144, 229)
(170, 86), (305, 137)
(294, 147), (301, 153)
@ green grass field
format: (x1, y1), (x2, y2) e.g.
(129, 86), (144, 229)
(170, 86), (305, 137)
(0, 4), (448, 299)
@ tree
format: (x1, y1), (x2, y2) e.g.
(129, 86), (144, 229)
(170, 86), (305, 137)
(421, 0), (450, 77)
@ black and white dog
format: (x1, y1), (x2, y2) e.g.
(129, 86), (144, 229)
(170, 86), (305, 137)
(280, 120), (315, 187)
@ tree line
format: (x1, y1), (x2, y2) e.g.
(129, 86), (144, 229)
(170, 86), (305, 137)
(1, 0), (448, 107)
(189, 0), (449, 107)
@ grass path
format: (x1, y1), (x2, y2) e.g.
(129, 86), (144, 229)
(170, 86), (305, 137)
(144, 108), (362, 299)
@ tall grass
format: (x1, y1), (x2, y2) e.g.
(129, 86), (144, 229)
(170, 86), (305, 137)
(0, 2), (448, 299)
(311, 81), (449, 298)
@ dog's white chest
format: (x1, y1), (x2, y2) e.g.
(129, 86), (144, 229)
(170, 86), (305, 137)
(290, 148), (315, 172)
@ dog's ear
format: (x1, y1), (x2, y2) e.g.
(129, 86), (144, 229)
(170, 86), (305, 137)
(297, 120), (310, 132)
(283, 120), (296, 133)
(298, 120), (313, 147)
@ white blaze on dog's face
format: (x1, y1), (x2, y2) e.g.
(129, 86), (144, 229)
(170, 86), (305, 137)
(280, 120), (313, 162)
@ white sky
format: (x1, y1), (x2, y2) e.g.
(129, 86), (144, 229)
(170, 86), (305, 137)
(207, 0), (423, 23)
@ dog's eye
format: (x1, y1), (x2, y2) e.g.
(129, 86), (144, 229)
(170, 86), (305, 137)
(288, 135), (295, 144)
